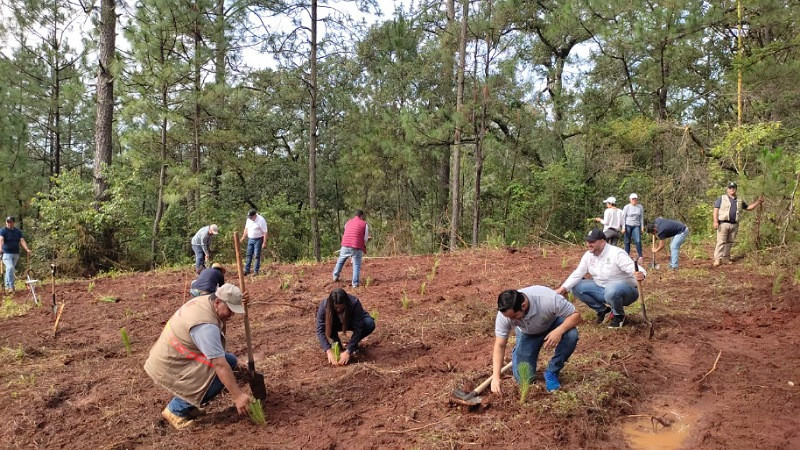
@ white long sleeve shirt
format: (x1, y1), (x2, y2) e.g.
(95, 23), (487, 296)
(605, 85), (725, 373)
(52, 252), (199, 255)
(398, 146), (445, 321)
(600, 207), (624, 231)
(560, 243), (645, 290)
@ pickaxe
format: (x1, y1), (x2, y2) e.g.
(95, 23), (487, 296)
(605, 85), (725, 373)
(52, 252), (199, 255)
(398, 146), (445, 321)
(450, 362), (512, 406)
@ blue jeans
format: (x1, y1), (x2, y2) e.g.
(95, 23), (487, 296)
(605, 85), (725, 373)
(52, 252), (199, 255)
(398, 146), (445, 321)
(192, 244), (205, 273)
(511, 317), (579, 382)
(624, 225), (643, 258)
(167, 352), (238, 418)
(669, 228), (689, 269)
(332, 246), (363, 287)
(244, 237), (264, 275)
(571, 279), (639, 317)
(2, 253), (19, 289)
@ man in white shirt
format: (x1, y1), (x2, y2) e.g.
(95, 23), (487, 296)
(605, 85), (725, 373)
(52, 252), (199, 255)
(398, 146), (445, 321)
(239, 209), (268, 276)
(555, 228), (645, 328)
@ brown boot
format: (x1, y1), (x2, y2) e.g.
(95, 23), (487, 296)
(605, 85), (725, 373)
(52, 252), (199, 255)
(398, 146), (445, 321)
(713, 260), (721, 267)
(162, 407), (196, 430)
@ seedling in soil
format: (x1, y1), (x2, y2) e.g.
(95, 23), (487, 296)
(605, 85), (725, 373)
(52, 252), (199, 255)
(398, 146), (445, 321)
(120, 327), (132, 356)
(427, 258), (440, 282)
(369, 310), (379, 321)
(331, 342), (341, 363)
(87, 281), (95, 292)
(541, 248), (548, 258)
(518, 362), (532, 404)
(773, 273), (784, 296)
(364, 277), (372, 288)
(248, 398), (266, 425)
(401, 292), (410, 309)
(561, 256), (568, 269)
(419, 281), (426, 296)
(280, 275), (292, 290)
(98, 296), (118, 303)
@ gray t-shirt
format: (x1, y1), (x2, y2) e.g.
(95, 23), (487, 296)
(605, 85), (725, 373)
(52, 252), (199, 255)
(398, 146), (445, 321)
(189, 323), (225, 359)
(622, 204), (644, 227)
(495, 286), (576, 338)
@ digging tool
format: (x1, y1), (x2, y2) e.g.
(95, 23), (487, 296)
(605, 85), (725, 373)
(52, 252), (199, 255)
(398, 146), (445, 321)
(233, 232), (268, 402)
(25, 264), (39, 306)
(634, 260), (654, 339)
(50, 263), (56, 315)
(450, 362), (512, 406)
(650, 234), (660, 270)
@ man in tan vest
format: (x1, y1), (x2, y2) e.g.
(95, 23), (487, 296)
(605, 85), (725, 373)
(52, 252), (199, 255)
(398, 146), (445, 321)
(712, 182), (763, 266)
(144, 283), (251, 430)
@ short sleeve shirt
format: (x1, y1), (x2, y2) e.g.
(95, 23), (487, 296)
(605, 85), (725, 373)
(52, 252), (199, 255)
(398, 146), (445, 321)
(495, 286), (576, 338)
(189, 323), (225, 359)
(0, 227), (23, 254)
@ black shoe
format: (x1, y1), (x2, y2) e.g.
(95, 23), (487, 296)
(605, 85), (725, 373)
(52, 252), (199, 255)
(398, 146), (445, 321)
(608, 315), (625, 328)
(596, 306), (612, 324)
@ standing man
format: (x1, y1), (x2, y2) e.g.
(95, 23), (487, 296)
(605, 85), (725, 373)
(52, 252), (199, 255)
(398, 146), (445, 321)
(646, 218), (689, 270)
(189, 263), (226, 298)
(555, 228), (646, 328)
(595, 197), (624, 246)
(240, 209), (268, 276)
(0, 216), (31, 292)
(622, 193), (645, 265)
(332, 209), (371, 288)
(491, 286), (581, 394)
(190, 224), (219, 274)
(144, 284), (251, 430)
(712, 182), (764, 266)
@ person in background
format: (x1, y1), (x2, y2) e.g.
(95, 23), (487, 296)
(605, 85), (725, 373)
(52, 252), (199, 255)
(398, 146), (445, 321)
(0, 216), (31, 292)
(190, 224), (219, 274)
(646, 218), (689, 270)
(712, 182), (764, 267)
(240, 209), (268, 276)
(315, 288), (376, 366)
(622, 193), (645, 265)
(189, 263), (226, 298)
(332, 209), (371, 288)
(595, 197), (624, 246)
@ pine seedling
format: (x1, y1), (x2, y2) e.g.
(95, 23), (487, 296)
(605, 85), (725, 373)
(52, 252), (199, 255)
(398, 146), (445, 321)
(120, 327), (132, 356)
(561, 256), (568, 269)
(517, 362), (532, 404)
(401, 292), (410, 309)
(419, 281), (426, 296)
(427, 258), (440, 282)
(331, 342), (341, 363)
(87, 281), (95, 292)
(248, 398), (266, 425)
(370, 310), (379, 321)
(364, 276), (372, 288)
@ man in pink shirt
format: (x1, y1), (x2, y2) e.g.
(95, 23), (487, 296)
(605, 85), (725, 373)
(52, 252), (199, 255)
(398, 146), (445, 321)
(332, 210), (371, 287)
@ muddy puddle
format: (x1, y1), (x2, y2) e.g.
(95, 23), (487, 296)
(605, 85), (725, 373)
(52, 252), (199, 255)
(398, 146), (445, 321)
(622, 410), (696, 450)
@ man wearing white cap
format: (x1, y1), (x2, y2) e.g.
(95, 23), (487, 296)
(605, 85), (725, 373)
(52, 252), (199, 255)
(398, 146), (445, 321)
(622, 194), (645, 265)
(595, 197), (624, 245)
(190, 224), (219, 274)
(144, 283), (251, 430)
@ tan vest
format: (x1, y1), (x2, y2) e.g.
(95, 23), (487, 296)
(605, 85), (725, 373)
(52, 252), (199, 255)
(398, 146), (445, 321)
(718, 195), (743, 222)
(144, 295), (225, 406)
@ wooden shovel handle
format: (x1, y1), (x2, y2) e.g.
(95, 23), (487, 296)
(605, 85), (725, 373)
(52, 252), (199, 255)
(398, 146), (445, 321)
(233, 232), (256, 372)
(473, 362), (512, 396)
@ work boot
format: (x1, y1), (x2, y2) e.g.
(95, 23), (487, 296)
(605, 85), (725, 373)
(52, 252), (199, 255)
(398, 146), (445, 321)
(608, 315), (625, 329)
(162, 407), (196, 430)
(595, 306), (612, 324)
(713, 260), (720, 267)
(544, 371), (561, 392)
(725, 259), (733, 265)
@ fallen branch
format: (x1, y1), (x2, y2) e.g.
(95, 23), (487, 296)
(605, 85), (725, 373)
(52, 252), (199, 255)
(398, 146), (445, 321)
(375, 419), (444, 435)
(697, 350), (722, 384)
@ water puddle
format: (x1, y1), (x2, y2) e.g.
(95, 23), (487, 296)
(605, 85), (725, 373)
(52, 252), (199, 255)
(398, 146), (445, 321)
(622, 410), (696, 450)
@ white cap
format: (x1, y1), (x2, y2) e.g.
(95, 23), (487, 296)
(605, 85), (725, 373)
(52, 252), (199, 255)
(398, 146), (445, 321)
(603, 197), (616, 205)
(629, 193), (638, 199)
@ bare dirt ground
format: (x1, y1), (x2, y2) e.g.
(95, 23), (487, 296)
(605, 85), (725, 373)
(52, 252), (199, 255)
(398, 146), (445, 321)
(1, 245), (799, 449)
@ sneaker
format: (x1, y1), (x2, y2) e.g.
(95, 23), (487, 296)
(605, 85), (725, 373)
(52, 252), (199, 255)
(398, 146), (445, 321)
(162, 407), (195, 430)
(608, 315), (625, 329)
(595, 306), (612, 324)
(333, 276), (339, 282)
(544, 371), (561, 392)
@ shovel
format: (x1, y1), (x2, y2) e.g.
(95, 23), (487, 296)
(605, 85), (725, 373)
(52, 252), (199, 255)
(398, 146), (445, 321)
(450, 362), (512, 406)
(50, 263), (57, 315)
(634, 260), (654, 339)
(233, 232), (267, 402)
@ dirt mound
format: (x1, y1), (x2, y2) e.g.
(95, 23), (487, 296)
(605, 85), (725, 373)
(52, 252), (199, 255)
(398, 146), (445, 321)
(1, 247), (799, 448)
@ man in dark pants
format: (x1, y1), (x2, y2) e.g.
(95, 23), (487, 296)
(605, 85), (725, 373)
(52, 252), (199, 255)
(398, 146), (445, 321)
(240, 209), (268, 276)
(189, 263), (226, 298)
(0, 216), (32, 291)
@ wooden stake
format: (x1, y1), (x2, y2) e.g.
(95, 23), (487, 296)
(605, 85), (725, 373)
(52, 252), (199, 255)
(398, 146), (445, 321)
(183, 279), (188, 304)
(53, 302), (65, 337)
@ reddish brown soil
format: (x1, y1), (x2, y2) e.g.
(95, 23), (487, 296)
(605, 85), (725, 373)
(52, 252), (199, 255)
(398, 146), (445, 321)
(1, 246), (799, 449)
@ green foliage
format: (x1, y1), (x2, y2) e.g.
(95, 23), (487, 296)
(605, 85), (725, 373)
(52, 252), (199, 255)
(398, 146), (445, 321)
(120, 328), (132, 357)
(248, 398), (267, 426)
(427, 258), (440, 282)
(517, 362), (533, 404)
(87, 281), (95, 292)
(400, 292), (410, 309)
(0, 298), (32, 319)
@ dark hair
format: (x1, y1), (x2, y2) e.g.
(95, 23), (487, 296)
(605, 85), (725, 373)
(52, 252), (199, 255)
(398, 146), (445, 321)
(644, 223), (656, 234)
(497, 290), (525, 313)
(354, 209), (364, 218)
(248, 209), (257, 217)
(325, 288), (352, 339)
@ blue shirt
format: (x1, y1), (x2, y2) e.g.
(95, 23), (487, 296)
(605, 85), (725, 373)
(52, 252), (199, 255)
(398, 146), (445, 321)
(191, 268), (225, 293)
(655, 217), (687, 239)
(189, 323), (225, 359)
(0, 227), (24, 254)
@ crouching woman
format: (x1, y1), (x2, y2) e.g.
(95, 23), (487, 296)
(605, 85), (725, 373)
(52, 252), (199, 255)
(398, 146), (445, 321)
(315, 288), (375, 366)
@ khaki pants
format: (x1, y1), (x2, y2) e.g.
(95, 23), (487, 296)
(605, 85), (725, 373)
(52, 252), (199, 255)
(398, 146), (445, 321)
(714, 222), (738, 262)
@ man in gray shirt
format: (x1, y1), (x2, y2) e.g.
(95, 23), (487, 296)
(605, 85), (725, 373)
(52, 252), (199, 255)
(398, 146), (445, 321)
(191, 224), (219, 274)
(491, 286), (582, 394)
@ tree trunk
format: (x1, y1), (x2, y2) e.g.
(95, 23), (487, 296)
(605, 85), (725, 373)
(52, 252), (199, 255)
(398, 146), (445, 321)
(309, 0), (321, 262)
(151, 83), (169, 267)
(449, 0), (468, 251)
(473, 8), (492, 247)
(191, 1), (202, 206)
(93, 0), (115, 204)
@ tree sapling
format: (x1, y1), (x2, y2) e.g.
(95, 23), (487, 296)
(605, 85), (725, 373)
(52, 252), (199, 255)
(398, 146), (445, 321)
(120, 327), (132, 356)
(248, 398), (266, 425)
(331, 341), (341, 363)
(518, 362), (532, 404)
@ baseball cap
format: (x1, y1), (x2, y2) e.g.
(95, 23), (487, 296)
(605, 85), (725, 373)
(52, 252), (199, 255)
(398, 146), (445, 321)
(727, 182), (737, 189)
(211, 262), (226, 274)
(209, 224), (219, 234)
(629, 193), (638, 199)
(603, 196), (616, 205)
(214, 283), (244, 314)
(585, 228), (606, 242)
(5, 216), (15, 222)
(248, 209), (257, 217)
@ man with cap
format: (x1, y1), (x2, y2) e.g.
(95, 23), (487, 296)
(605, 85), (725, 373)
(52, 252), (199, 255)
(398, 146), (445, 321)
(190, 263), (226, 298)
(622, 193), (645, 265)
(645, 218), (689, 270)
(712, 182), (764, 266)
(0, 216), (32, 291)
(190, 224), (219, 274)
(555, 228), (646, 328)
(595, 197), (624, 246)
(144, 283), (251, 430)
(239, 209), (268, 276)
